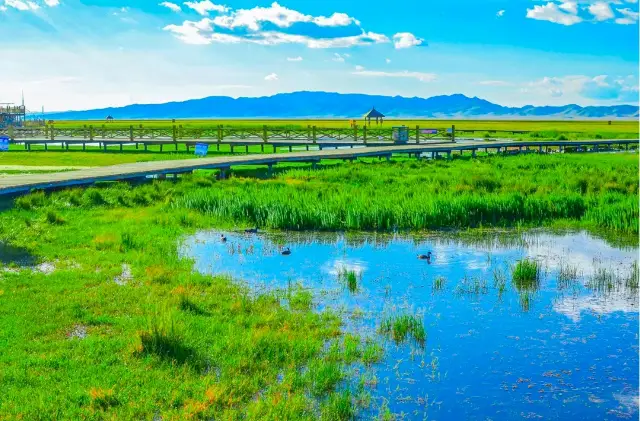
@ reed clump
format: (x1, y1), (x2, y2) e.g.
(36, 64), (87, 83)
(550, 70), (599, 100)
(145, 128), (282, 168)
(379, 314), (426, 347)
(174, 154), (638, 234)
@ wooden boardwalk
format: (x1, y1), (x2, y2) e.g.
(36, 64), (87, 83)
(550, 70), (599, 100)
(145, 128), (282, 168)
(0, 139), (636, 197)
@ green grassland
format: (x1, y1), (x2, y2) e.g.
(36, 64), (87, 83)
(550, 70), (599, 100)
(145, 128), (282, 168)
(51, 118), (638, 132)
(0, 153), (637, 419)
(47, 119), (639, 140)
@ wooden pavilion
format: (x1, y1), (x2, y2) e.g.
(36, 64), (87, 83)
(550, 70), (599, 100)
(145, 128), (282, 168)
(363, 107), (385, 126)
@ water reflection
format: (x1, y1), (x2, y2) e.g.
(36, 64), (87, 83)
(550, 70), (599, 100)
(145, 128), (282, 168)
(181, 230), (638, 420)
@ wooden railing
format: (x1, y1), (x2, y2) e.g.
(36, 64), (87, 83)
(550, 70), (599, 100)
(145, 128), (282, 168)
(1, 124), (455, 143)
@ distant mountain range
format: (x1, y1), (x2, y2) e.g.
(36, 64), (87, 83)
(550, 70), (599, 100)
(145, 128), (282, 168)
(44, 91), (639, 120)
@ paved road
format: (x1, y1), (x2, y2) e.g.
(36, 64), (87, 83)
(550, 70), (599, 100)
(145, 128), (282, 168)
(0, 139), (636, 196)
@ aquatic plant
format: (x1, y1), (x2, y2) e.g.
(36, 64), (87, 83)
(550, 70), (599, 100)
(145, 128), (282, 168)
(379, 314), (426, 347)
(558, 261), (580, 290)
(519, 291), (532, 312)
(432, 276), (446, 293)
(338, 268), (359, 293)
(174, 154), (639, 235)
(512, 259), (541, 292)
(587, 267), (618, 295)
(626, 261), (639, 290)
(493, 266), (507, 298)
(455, 275), (489, 296)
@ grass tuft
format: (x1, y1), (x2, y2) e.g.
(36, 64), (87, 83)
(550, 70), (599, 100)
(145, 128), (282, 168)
(380, 314), (426, 347)
(512, 259), (541, 292)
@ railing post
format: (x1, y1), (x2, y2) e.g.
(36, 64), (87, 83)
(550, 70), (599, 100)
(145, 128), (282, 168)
(101, 124), (106, 139)
(129, 125), (134, 142)
(363, 125), (367, 144)
(312, 126), (317, 144)
(89, 125), (94, 141)
(179, 125), (183, 139)
(50, 125), (55, 141)
(353, 124), (358, 142)
(44, 124), (49, 139)
(416, 125), (420, 143)
(172, 124), (177, 142)
(83, 124), (87, 139)
(8, 125), (14, 141)
(139, 124), (143, 139)
(263, 125), (268, 143)
(451, 125), (456, 142)
(307, 125), (311, 142)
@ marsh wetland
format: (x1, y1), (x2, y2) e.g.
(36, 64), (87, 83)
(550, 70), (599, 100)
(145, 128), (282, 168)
(0, 153), (637, 419)
(183, 230), (639, 419)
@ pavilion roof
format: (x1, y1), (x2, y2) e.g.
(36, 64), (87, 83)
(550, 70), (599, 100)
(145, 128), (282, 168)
(363, 107), (385, 118)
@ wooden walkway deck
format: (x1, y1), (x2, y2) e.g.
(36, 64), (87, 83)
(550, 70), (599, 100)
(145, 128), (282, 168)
(0, 139), (636, 196)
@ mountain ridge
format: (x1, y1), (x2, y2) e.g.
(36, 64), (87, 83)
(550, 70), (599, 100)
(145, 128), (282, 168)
(43, 91), (639, 120)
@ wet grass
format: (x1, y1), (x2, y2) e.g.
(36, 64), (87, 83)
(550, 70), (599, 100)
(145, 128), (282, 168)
(586, 262), (638, 296)
(379, 314), (426, 347)
(512, 259), (541, 292)
(0, 181), (371, 419)
(455, 275), (489, 296)
(493, 266), (508, 299)
(558, 261), (580, 290)
(432, 275), (446, 293)
(176, 153), (639, 236)
(0, 153), (637, 418)
(338, 268), (359, 294)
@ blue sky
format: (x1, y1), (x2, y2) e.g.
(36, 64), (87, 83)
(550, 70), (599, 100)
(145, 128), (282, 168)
(0, 0), (638, 111)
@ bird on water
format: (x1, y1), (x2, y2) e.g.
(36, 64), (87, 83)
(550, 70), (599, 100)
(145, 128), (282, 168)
(245, 228), (258, 234)
(281, 247), (291, 256)
(417, 252), (432, 261)
(220, 234), (227, 242)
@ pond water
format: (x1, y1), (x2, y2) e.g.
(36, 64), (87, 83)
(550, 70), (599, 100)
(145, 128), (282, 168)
(181, 230), (639, 420)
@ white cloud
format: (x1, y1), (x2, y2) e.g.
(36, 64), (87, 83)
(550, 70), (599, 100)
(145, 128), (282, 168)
(352, 69), (436, 82)
(5, 0), (39, 11)
(385, 58), (391, 64)
(588, 1), (614, 21)
(264, 73), (278, 81)
(615, 7), (639, 24)
(392, 32), (423, 49)
(527, 0), (639, 25)
(164, 21), (390, 48)
(183, 0), (227, 16)
(44, 0), (59, 6)
(164, 2), (416, 49)
(0, 5), (6, 11)
(497, 9), (505, 17)
(210, 2), (358, 31)
(160, 1), (181, 12)
(163, 18), (217, 44)
(526, 2), (583, 25)
(313, 12), (360, 27)
(332, 53), (349, 62)
(522, 75), (639, 102)
(558, 1), (577, 14)
(286, 56), (303, 61)
(354, 65), (364, 71)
